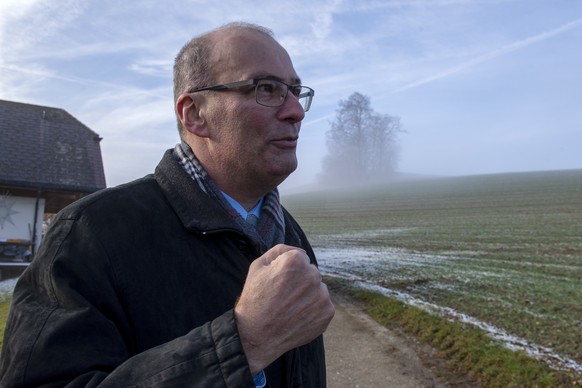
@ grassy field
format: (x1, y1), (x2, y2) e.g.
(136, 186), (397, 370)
(0, 298), (10, 350)
(283, 169), (582, 379)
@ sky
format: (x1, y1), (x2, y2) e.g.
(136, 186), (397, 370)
(1, 0), (581, 192)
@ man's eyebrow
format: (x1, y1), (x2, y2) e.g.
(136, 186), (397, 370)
(257, 74), (302, 85)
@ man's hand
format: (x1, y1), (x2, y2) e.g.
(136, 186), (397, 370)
(234, 244), (335, 375)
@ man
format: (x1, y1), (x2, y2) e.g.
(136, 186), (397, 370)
(0, 22), (334, 387)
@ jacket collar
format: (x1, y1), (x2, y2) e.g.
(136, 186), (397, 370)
(154, 149), (242, 234)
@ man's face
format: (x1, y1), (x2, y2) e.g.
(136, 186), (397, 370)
(200, 29), (306, 194)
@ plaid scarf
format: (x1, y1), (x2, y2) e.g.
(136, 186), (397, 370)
(174, 142), (285, 251)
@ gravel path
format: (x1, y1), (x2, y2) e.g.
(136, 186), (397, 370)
(325, 292), (451, 388)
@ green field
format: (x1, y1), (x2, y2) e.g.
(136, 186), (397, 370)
(0, 298), (10, 349)
(283, 169), (582, 374)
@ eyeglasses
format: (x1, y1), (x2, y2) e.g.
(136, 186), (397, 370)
(187, 78), (315, 112)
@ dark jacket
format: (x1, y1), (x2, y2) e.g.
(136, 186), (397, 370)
(0, 150), (326, 387)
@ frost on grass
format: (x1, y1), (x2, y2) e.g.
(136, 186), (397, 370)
(316, 244), (582, 374)
(0, 278), (17, 302)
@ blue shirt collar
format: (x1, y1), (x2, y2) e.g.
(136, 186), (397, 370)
(221, 191), (263, 220)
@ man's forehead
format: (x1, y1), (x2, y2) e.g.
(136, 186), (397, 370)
(210, 28), (299, 83)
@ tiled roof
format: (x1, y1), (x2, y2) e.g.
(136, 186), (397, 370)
(0, 99), (106, 192)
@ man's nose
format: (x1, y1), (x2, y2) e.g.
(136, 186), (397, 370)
(279, 92), (306, 123)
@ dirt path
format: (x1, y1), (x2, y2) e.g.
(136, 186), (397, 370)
(325, 292), (452, 388)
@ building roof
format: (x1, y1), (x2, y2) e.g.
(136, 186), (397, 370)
(0, 99), (106, 194)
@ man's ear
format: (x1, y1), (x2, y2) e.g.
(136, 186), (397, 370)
(176, 94), (209, 137)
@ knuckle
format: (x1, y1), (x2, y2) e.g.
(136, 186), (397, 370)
(284, 250), (309, 267)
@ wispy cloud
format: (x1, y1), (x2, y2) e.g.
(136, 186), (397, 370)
(389, 17), (582, 94)
(0, 63), (166, 99)
(128, 59), (173, 78)
(0, 0), (83, 57)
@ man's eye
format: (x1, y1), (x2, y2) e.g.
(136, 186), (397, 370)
(290, 86), (302, 97)
(257, 82), (276, 94)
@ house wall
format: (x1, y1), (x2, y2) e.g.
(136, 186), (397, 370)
(0, 195), (45, 253)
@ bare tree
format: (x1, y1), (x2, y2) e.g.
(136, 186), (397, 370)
(321, 92), (403, 185)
